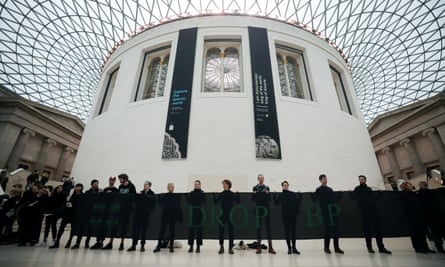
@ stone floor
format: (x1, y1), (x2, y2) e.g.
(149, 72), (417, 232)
(0, 237), (444, 267)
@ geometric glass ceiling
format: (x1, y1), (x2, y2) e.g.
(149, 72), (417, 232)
(0, 0), (444, 123)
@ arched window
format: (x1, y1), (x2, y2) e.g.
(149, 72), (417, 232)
(203, 40), (241, 93)
(330, 65), (353, 115)
(276, 44), (312, 100)
(135, 46), (170, 101)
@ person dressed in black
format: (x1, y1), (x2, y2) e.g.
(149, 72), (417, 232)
(62, 177), (74, 196)
(400, 181), (435, 253)
(153, 182), (182, 253)
(252, 174), (275, 254)
(42, 185), (66, 246)
(350, 175), (391, 254)
(274, 180), (301, 254)
(49, 183), (84, 249)
(311, 174), (344, 254)
(26, 170), (39, 190)
(417, 181), (444, 253)
(17, 183), (47, 246)
(103, 173), (136, 250)
(71, 179), (100, 249)
(186, 180), (206, 253)
(0, 188), (20, 239)
(127, 180), (155, 252)
(214, 179), (240, 254)
(89, 176), (118, 250)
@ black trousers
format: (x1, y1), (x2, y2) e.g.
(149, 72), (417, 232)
(18, 207), (42, 243)
(406, 216), (429, 251)
(218, 212), (234, 248)
(43, 214), (59, 241)
(55, 218), (75, 245)
(188, 210), (203, 246)
(157, 215), (176, 247)
(360, 207), (384, 249)
(282, 215), (297, 248)
(132, 214), (150, 246)
(321, 210), (339, 249)
(256, 205), (272, 243)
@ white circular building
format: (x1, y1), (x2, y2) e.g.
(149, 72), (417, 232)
(71, 15), (382, 192)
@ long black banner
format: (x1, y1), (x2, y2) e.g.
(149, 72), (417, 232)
(162, 28), (197, 159)
(248, 27), (282, 159)
(72, 190), (445, 240)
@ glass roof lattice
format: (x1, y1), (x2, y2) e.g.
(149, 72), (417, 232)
(0, 0), (444, 123)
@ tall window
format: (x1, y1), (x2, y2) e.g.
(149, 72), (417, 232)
(135, 46), (170, 101)
(330, 66), (352, 115)
(276, 44), (312, 100)
(203, 40), (241, 93)
(98, 67), (119, 115)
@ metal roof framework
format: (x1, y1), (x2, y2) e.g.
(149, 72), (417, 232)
(0, 0), (444, 123)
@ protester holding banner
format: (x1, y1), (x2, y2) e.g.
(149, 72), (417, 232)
(399, 181), (435, 254)
(350, 175), (391, 254)
(49, 183), (83, 249)
(417, 181), (444, 253)
(311, 174), (344, 254)
(186, 180), (206, 253)
(103, 173), (136, 251)
(252, 174), (275, 254)
(214, 179), (240, 254)
(153, 183), (182, 253)
(274, 180), (302, 254)
(128, 180), (156, 252)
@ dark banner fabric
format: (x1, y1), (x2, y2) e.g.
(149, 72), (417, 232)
(162, 28), (197, 159)
(72, 190), (445, 240)
(248, 27), (282, 159)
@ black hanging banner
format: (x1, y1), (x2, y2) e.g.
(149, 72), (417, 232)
(248, 27), (282, 159)
(162, 28), (197, 159)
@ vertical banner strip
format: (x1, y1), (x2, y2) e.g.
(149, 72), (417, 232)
(248, 27), (282, 159)
(162, 28), (198, 159)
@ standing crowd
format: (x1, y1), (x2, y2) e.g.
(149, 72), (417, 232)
(0, 170), (444, 255)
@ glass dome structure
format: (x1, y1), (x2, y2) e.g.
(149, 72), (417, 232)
(0, 0), (443, 123)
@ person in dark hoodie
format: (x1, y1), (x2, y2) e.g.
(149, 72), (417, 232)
(350, 175), (391, 254)
(311, 174), (344, 254)
(214, 179), (240, 254)
(153, 182), (181, 253)
(71, 179), (100, 249)
(103, 173), (136, 250)
(274, 180), (302, 254)
(49, 183), (83, 249)
(186, 180), (206, 253)
(127, 180), (155, 252)
(417, 181), (444, 253)
(42, 185), (66, 246)
(17, 183), (46, 246)
(252, 174), (275, 254)
(400, 180), (435, 254)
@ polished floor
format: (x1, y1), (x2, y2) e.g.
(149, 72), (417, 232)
(0, 237), (444, 267)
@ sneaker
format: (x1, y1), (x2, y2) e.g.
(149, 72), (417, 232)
(218, 246), (224, 254)
(196, 246), (200, 253)
(90, 242), (103, 250)
(292, 248), (300, 255)
(140, 246), (145, 252)
(127, 246), (136, 252)
(334, 248), (344, 254)
(49, 243), (59, 249)
(169, 247), (174, 253)
(188, 246), (193, 253)
(367, 248), (375, 253)
(153, 246), (161, 253)
(229, 248), (234, 254)
(324, 247), (331, 254)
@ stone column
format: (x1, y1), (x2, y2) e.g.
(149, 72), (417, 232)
(400, 138), (424, 175)
(33, 138), (57, 173)
(53, 146), (74, 180)
(382, 146), (402, 179)
(5, 128), (35, 170)
(423, 127), (445, 170)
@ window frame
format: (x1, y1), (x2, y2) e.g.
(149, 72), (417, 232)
(134, 45), (172, 102)
(275, 44), (313, 101)
(330, 65), (353, 115)
(202, 38), (243, 94)
(97, 66), (119, 116)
